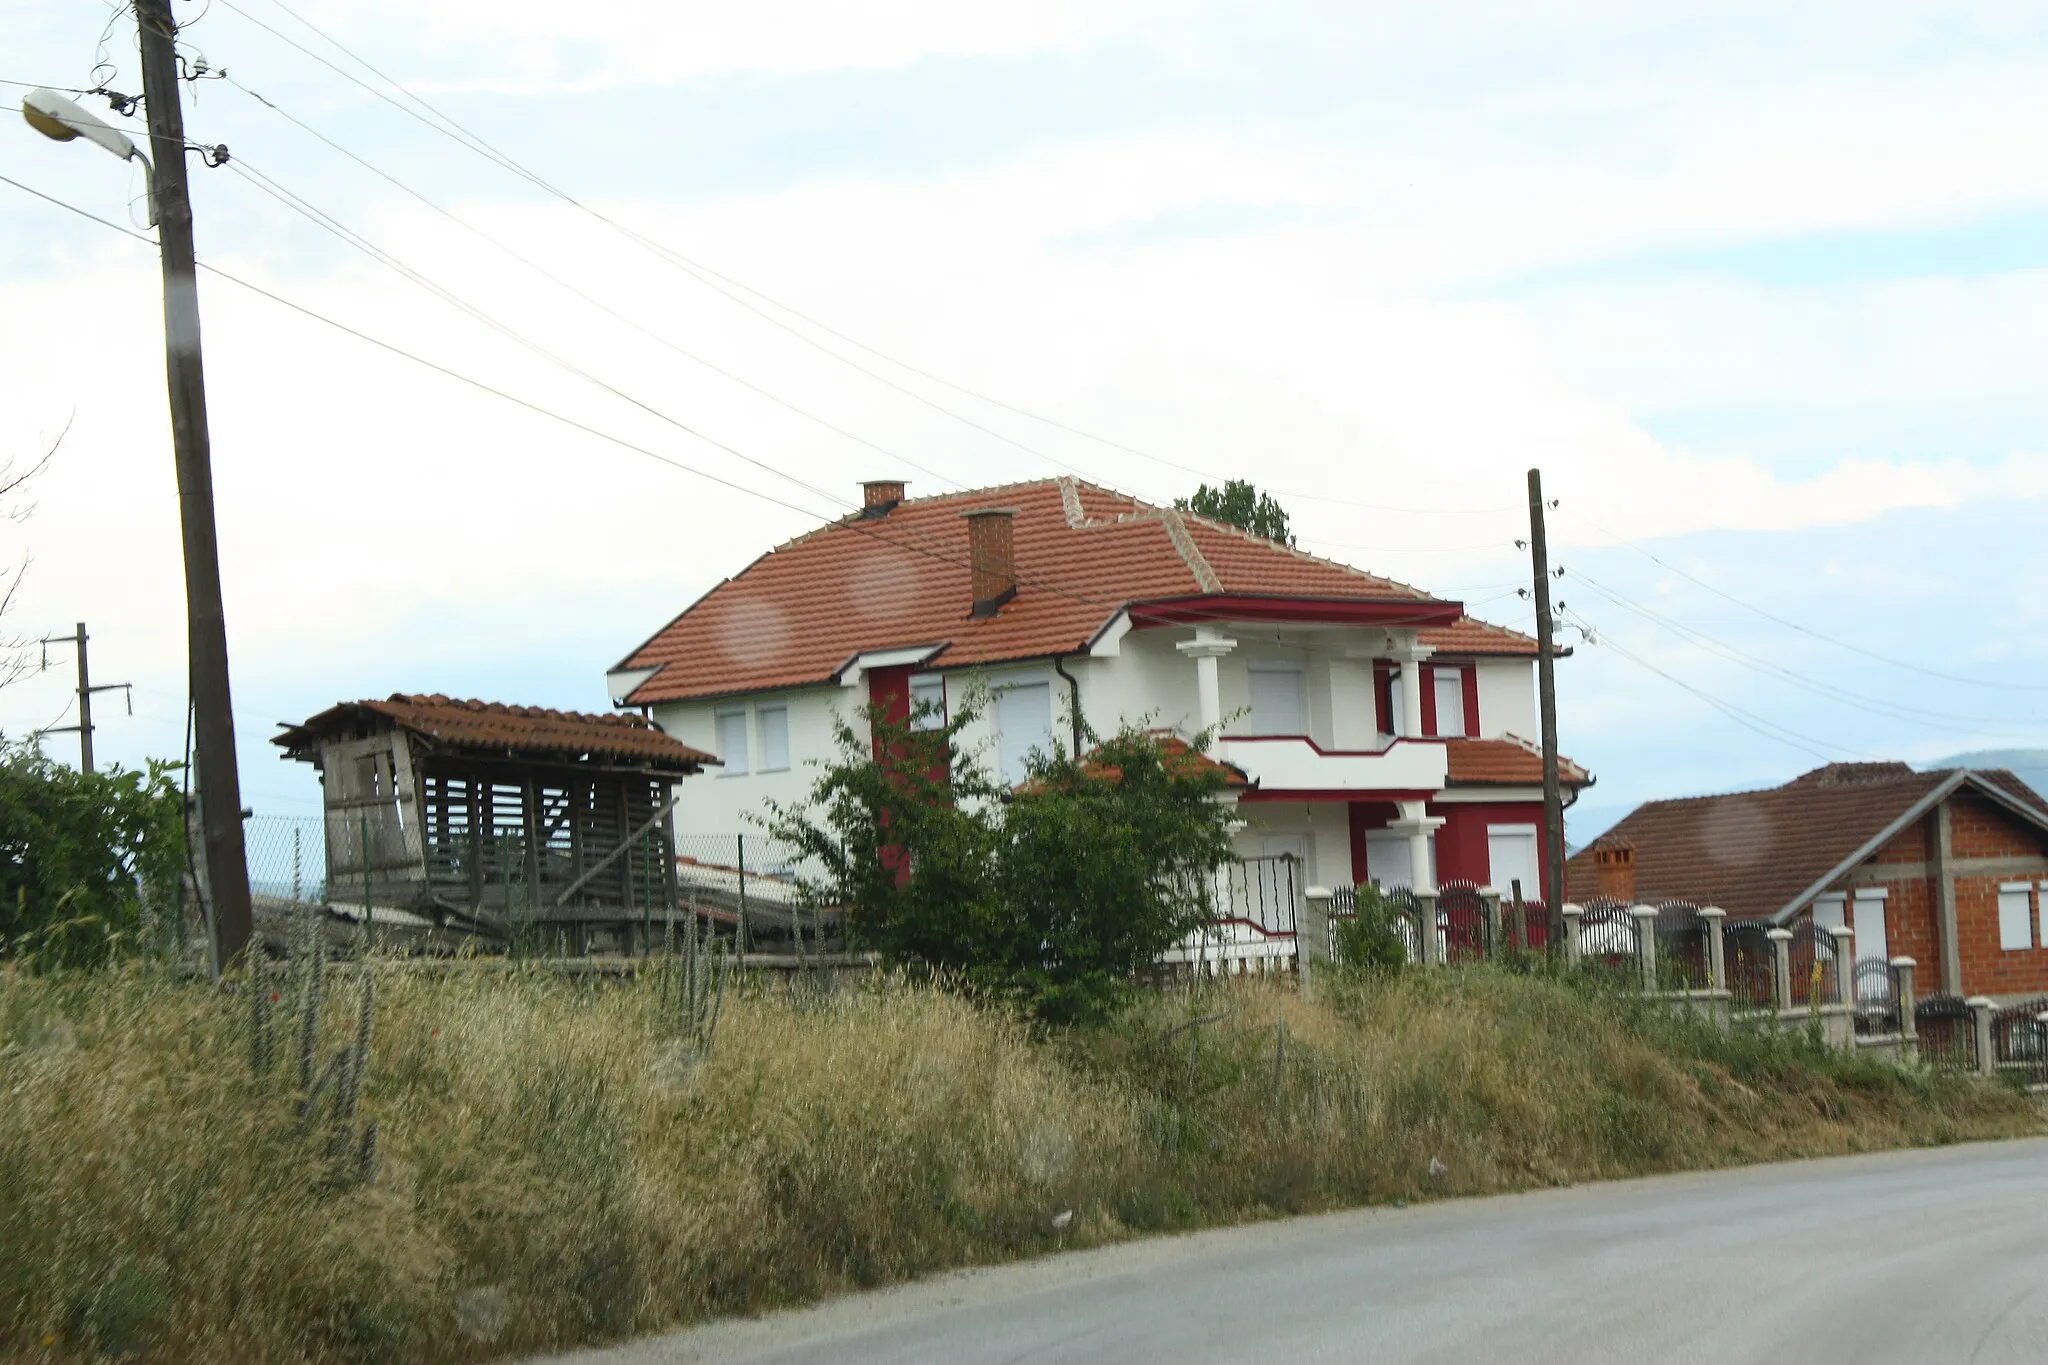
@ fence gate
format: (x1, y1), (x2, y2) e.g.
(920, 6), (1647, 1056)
(1914, 996), (1977, 1070)
(1992, 1006), (2048, 1086)
(1438, 882), (1488, 964)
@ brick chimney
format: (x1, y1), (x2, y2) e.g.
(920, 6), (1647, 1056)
(860, 480), (905, 518)
(1592, 834), (1636, 904)
(964, 508), (1018, 617)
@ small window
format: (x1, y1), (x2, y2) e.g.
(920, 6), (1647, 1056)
(716, 708), (749, 775)
(996, 681), (1053, 786)
(757, 705), (790, 772)
(1432, 667), (1465, 738)
(909, 675), (946, 731)
(1485, 824), (1539, 900)
(2000, 883), (2033, 952)
(1248, 664), (1306, 736)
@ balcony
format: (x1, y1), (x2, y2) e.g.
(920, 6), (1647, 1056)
(1215, 734), (1447, 798)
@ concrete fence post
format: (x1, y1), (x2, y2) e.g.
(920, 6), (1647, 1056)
(1300, 886), (1333, 996)
(1479, 886), (1504, 956)
(1766, 928), (1795, 1014)
(1966, 996), (1996, 1079)
(1892, 957), (1917, 1056)
(1700, 907), (1728, 994)
(1826, 925), (1856, 1008)
(1631, 904), (1661, 993)
(1561, 903), (1584, 967)
(1416, 890), (1441, 967)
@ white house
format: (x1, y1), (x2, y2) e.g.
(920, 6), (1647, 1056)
(609, 477), (1590, 906)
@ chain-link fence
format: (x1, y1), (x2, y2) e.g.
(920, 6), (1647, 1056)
(245, 815), (329, 907)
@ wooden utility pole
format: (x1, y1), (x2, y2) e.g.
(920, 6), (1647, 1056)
(38, 621), (132, 773)
(136, 0), (253, 964)
(1526, 469), (1566, 947)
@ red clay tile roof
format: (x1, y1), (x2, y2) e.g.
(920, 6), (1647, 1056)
(1565, 764), (2048, 920)
(1422, 616), (1538, 657)
(275, 694), (717, 770)
(1445, 736), (1590, 787)
(620, 478), (1517, 703)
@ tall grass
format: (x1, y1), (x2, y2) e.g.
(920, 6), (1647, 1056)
(0, 962), (2034, 1362)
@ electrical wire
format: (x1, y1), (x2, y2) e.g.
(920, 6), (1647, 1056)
(1563, 567), (2046, 737)
(220, 0), (1516, 520)
(219, 72), (967, 494)
(1557, 504), (2048, 693)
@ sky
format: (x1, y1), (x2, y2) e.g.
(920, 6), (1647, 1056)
(1, 0), (2045, 843)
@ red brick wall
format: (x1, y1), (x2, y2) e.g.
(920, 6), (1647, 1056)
(1956, 877), (2048, 997)
(1871, 817), (1929, 864)
(1951, 795), (2043, 858)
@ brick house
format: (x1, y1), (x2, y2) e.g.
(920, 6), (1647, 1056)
(609, 477), (1591, 901)
(1567, 762), (2048, 1001)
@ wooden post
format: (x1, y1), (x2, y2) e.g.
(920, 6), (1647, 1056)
(361, 811), (374, 951)
(737, 833), (751, 965)
(1526, 468), (1566, 953)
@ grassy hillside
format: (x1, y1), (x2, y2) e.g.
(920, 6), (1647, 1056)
(1, 962), (2035, 1362)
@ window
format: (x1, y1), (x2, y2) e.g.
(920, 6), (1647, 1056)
(716, 708), (749, 775)
(1486, 824), (1539, 901)
(1852, 888), (1888, 965)
(1387, 672), (1405, 738)
(996, 681), (1052, 786)
(909, 674), (946, 731)
(1364, 830), (1435, 889)
(1248, 663), (1306, 736)
(2000, 882), (2034, 952)
(1432, 667), (1465, 738)
(1812, 893), (1846, 932)
(757, 705), (790, 772)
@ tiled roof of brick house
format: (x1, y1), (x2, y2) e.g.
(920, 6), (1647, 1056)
(1445, 735), (1591, 787)
(618, 477), (1535, 704)
(1565, 763), (2048, 921)
(275, 694), (717, 770)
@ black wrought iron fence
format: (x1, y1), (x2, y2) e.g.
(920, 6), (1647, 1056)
(1914, 995), (1977, 1070)
(1575, 898), (1639, 967)
(1438, 881), (1488, 964)
(1330, 884), (1423, 963)
(1853, 959), (1900, 1036)
(1654, 901), (1709, 990)
(1214, 855), (1301, 937)
(1723, 920), (1775, 1008)
(1992, 1005), (2048, 1086)
(1787, 922), (1841, 1007)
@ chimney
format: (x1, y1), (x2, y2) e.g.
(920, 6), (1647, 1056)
(860, 480), (905, 518)
(964, 508), (1018, 618)
(1592, 835), (1636, 904)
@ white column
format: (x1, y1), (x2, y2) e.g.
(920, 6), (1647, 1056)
(1386, 632), (1434, 741)
(1176, 626), (1238, 733)
(1389, 797), (1444, 896)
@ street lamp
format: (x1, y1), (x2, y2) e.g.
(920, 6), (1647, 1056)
(21, 88), (155, 225)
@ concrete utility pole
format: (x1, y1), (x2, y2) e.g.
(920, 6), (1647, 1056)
(1526, 469), (1566, 948)
(136, 0), (253, 965)
(38, 621), (132, 773)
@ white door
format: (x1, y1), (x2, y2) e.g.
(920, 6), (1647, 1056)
(1486, 825), (1540, 903)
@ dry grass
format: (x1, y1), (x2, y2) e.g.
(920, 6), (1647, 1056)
(0, 961), (2035, 1362)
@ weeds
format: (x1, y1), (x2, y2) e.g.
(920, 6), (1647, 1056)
(0, 961), (2034, 1362)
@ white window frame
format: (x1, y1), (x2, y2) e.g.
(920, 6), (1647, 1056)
(994, 676), (1055, 787)
(715, 706), (749, 776)
(1247, 661), (1308, 737)
(1432, 665), (1466, 739)
(2000, 881), (2034, 952)
(756, 703), (790, 773)
(908, 673), (947, 732)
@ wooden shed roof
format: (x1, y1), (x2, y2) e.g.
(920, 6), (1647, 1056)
(273, 694), (717, 772)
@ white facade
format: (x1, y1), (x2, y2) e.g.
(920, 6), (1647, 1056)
(645, 618), (1542, 895)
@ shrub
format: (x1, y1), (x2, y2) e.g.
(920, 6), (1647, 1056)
(763, 698), (1235, 1022)
(1333, 882), (1409, 974)
(0, 741), (185, 967)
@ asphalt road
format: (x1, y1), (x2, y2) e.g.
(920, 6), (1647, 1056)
(549, 1139), (2048, 1365)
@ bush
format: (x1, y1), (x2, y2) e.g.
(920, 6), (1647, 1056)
(763, 698), (1235, 1023)
(0, 741), (185, 967)
(1332, 882), (1408, 973)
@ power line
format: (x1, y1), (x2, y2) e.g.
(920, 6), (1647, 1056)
(218, 73), (966, 494)
(1564, 568), (2045, 738)
(221, 0), (1513, 521)
(1557, 504), (2048, 693)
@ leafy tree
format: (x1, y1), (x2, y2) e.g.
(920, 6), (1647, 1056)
(0, 740), (186, 968)
(1176, 479), (1294, 546)
(762, 695), (1237, 1023)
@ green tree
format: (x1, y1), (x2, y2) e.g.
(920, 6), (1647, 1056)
(0, 741), (186, 967)
(1332, 881), (1410, 974)
(762, 695), (1236, 1023)
(1176, 479), (1294, 546)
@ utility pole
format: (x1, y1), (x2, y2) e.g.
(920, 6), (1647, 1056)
(38, 621), (132, 773)
(136, 0), (253, 966)
(1526, 469), (1566, 948)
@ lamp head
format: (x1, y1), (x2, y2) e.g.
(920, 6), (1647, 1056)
(22, 88), (140, 163)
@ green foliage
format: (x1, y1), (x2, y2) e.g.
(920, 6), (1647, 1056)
(0, 740), (185, 967)
(1333, 882), (1409, 974)
(762, 696), (1236, 1023)
(1175, 479), (1294, 546)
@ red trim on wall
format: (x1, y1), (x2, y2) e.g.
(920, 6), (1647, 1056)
(1240, 788), (1437, 803)
(1419, 663), (1438, 737)
(1128, 594), (1463, 629)
(1460, 665), (1481, 738)
(1373, 660), (1393, 735)
(1345, 797), (1556, 901)
(1217, 734), (1444, 759)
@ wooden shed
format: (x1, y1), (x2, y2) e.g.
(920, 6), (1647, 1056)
(273, 694), (718, 950)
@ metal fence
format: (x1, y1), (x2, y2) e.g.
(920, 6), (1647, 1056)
(1212, 855), (1301, 937)
(1914, 995), (1978, 1070)
(1787, 922), (1841, 1007)
(1575, 898), (1640, 966)
(1654, 902), (1710, 990)
(1853, 959), (1900, 1036)
(1992, 1005), (2048, 1086)
(245, 815), (328, 906)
